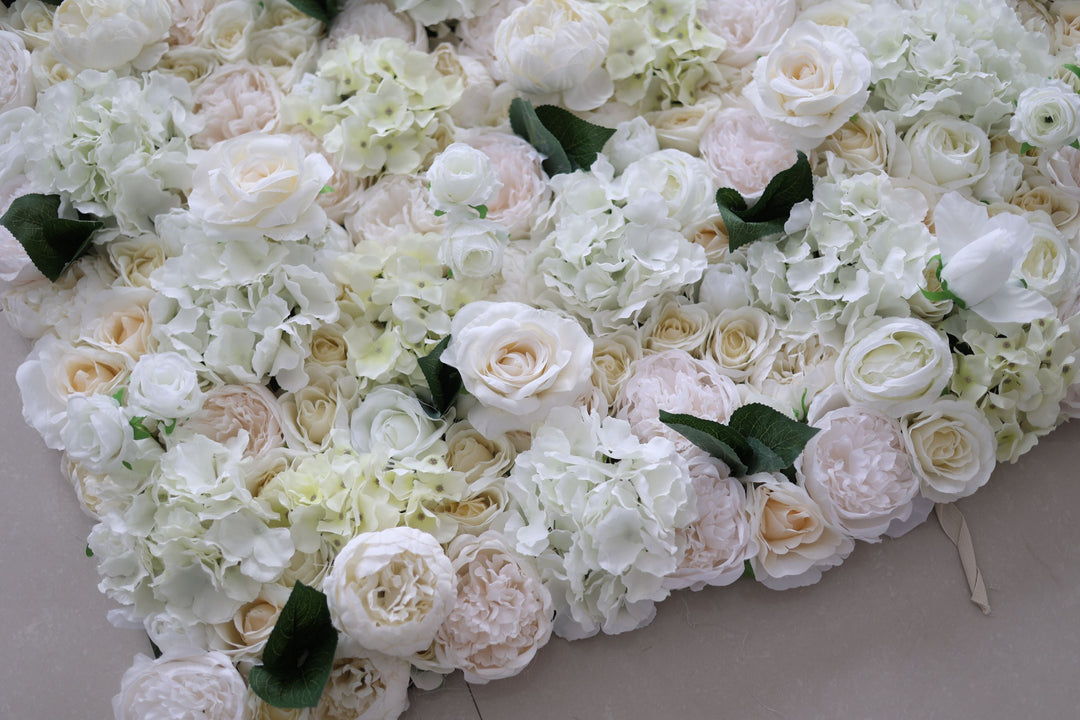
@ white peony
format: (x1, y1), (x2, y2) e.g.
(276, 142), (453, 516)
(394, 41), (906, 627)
(493, 0), (613, 111)
(325, 527), (455, 657)
(314, 654), (411, 720)
(51, 0), (172, 71)
(188, 131), (332, 242)
(441, 301), (593, 436)
(191, 63), (282, 148)
(699, 0), (796, 69)
(744, 21), (871, 151)
(113, 648), (247, 720)
(798, 406), (921, 542)
(901, 398), (997, 502)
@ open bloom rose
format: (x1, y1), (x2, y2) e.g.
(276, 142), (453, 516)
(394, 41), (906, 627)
(434, 532), (553, 683)
(493, 0), (613, 111)
(51, 0), (172, 71)
(188, 132), (333, 242)
(798, 406), (920, 542)
(901, 398), (996, 502)
(325, 527), (455, 656)
(744, 21), (871, 151)
(441, 301), (593, 436)
(113, 648), (247, 720)
(904, 114), (990, 193)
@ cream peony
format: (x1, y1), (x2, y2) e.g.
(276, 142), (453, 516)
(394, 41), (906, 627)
(700, 105), (798, 202)
(744, 21), (871, 151)
(314, 654), (411, 720)
(441, 301), (594, 436)
(180, 384), (286, 458)
(698, 0), (797, 68)
(0, 31), (35, 113)
(462, 130), (550, 239)
(113, 648), (247, 720)
(493, 0), (613, 111)
(188, 132), (332, 242)
(192, 63), (283, 148)
(798, 406), (921, 542)
(433, 531), (553, 683)
(901, 398), (997, 503)
(325, 527), (455, 656)
(51, 0), (172, 71)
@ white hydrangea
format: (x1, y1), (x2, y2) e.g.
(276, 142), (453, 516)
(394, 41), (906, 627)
(505, 406), (695, 640)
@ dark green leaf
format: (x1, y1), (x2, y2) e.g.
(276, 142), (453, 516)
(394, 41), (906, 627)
(728, 403), (819, 472)
(1, 194), (102, 282)
(417, 335), (462, 416)
(85, 544), (93, 558)
(509, 98), (573, 176)
(149, 637), (162, 659)
(473, 204), (488, 219)
(743, 436), (787, 475)
(658, 410), (750, 476)
(715, 152), (813, 250)
(284, 0), (339, 23)
(533, 104), (616, 173)
(249, 582), (338, 709)
(742, 560), (755, 579)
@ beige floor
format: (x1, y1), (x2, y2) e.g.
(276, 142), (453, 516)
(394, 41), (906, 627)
(2, 317), (1079, 720)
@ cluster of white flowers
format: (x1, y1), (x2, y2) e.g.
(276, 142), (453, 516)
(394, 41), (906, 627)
(3, 0), (1080, 717)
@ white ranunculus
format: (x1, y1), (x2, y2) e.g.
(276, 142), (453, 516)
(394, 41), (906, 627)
(901, 398), (997, 503)
(934, 192), (1055, 324)
(441, 301), (593, 436)
(113, 648), (247, 720)
(0, 31), (35, 113)
(747, 473), (853, 590)
(698, 0), (797, 68)
(699, 105), (798, 202)
(744, 21), (871, 151)
(325, 527), (455, 657)
(427, 142), (503, 215)
(188, 132), (332, 242)
(51, 0), (172, 71)
(1010, 80), (1080, 149)
(349, 384), (447, 462)
(836, 317), (953, 416)
(434, 531), (553, 683)
(798, 406), (921, 542)
(60, 393), (134, 474)
(126, 351), (205, 420)
(493, 0), (613, 112)
(439, 219), (507, 280)
(904, 114), (990, 193)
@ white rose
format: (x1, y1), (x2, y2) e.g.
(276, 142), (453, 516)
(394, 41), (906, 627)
(798, 406), (920, 542)
(1010, 80), (1080, 149)
(700, 105), (798, 202)
(51, 0), (172, 71)
(0, 31), (35, 113)
(744, 21), (871, 151)
(427, 142), (503, 215)
(196, 0), (255, 62)
(604, 116), (661, 174)
(434, 532), (553, 683)
(494, 0), (613, 112)
(441, 301), (594, 436)
(836, 317), (953, 417)
(325, 527), (455, 656)
(704, 306), (779, 384)
(1039, 144), (1080, 200)
(901, 398), (996, 503)
(126, 351), (205, 420)
(444, 420), (516, 484)
(192, 62), (282, 148)
(315, 654), (411, 720)
(440, 219), (507, 280)
(188, 132), (332, 242)
(349, 384), (447, 462)
(60, 393), (134, 474)
(113, 649), (247, 720)
(698, 0), (797, 68)
(904, 114), (991, 193)
(747, 473), (853, 590)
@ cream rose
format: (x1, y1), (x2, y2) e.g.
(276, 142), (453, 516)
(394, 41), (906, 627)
(197, 0), (255, 62)
(441, 301), (594, 436)
(444, 420), (516, 484)
(208, 584), (290, 668)
(433, 532), (553, 683)
(744, 21), (871, 151)
(113, 648), (247, 720)
(591, 328), (642, 407)
(836, 317), (953, 416)
(901, 398), (996, 503)
(0, 31), (35, 113)
(798, 406), (921, 542)
(325, 527), (455, 656)
(188, 131), (332, 242)
(819, 112), (910, 176)
(278, 368), (358, 452)
(641, 299), (711, 357)
(704, 306), (779, 383)
(51, 0), (172, 71)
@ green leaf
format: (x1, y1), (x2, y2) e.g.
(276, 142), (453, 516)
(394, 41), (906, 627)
(284, 0), (339, 23)
(0, 194), (103, 282)
(162, 418), (177, 435)
(742, 560), (755, 579)
(472, 204), (488, 219)
(417, 336), (462, 417)
(111, 388), (125, 405)
(129, 416), (154, 441)
(1020, 142), (1034, 155)
(1065, 63), (1080, 82)
(85, 544), (93, 558)
(715, 152), (813, 250)
(249, 582), (338, 709)
(149, 637), (162, 659)
(658, 410), (750, 476)
(509, 98), (573, 176)
(533, 104), (616, 173)
(728, 403), (819, 473)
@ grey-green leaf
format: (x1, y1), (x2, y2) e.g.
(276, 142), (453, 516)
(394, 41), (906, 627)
(716, 151), (813, 250)
(285, 0), (340, 23)
(0, 194), (103, 282)
(658, 410), (750, 476)
(249, 582), (338, 709)
(533, 104), (616, 172)
(729, 403), (819, 472)
(417, 335), (462, 417)
(509, 98), (573, 176)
